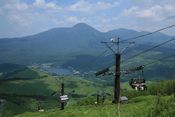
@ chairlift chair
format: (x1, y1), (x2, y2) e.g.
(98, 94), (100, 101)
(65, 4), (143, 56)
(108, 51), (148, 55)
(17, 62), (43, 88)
(129, 78), (147, 90)
(129, 69), (147, 90)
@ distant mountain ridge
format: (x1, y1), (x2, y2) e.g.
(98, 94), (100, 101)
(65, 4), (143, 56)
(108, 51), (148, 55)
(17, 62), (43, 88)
(0, 23), (174, 65)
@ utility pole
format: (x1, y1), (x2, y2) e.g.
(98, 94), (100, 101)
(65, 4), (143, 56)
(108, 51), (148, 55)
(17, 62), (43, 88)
(97, 93), (100, 104)
(60, 81), (64, 110)
(101, 38), (133, 104)
(101, 37), (121, 104)
(59, 76), (69, 110)
(114, 53), (121, 103)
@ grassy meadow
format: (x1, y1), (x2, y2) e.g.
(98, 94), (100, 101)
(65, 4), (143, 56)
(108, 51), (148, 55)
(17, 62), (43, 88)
(0, 68), (174, 117)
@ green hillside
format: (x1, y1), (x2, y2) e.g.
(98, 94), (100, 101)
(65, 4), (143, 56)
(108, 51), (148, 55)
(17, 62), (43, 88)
(0, 63), (39, 80)
(0, 68), (113, 117)
(0, 67), (174, 117)
(14, 95), (175, 117)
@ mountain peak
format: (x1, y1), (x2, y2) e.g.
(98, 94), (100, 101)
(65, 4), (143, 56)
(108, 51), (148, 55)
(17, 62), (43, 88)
(73, 23), (91, 28)
(72, 23), (98, 31)
(71, 23), (100, 34)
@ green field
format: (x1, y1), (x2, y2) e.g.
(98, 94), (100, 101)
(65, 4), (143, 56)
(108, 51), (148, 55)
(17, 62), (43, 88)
(14, 95), (175, 117)
(0, 68), (175, 117)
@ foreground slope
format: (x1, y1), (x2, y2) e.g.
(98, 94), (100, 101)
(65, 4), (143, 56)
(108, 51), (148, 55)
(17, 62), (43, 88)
(15, 95), (175, 117)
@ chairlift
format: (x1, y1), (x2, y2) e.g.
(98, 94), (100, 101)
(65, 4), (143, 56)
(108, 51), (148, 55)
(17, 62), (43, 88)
(95, 68), (109, 76)
(129, 68), (147, 91)
(96, 91), (106, 104)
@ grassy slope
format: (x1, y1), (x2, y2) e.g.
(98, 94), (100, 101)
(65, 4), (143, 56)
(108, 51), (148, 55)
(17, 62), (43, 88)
(15, 95), (174, 117)
(0, 69), (113, 116)
(1, 69), (174, 117)
(0, 65), (39, 80)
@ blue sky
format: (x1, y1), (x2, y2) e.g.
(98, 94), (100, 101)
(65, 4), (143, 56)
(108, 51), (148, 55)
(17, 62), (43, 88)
(0, 0), (175, 38)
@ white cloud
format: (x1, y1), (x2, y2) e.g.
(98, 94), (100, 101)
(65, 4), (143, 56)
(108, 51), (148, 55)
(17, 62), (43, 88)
(68, 1), (91, 12)
(96, 1), (119, 10)
(123, 4), (175, 21)
(65, 16), (88, 25)
(67, 16), (79, 23)
(68, 1), (119, 12)
(123, 6), (139, 17)
(0, 0), (64, 37)
(33, 0), (61, 10)
(136, 5), (163, 19)
(7, 14), (26, 25)
(3, 2), (29, 11)
(33, 0), (45, 6)
(1, 0), (62, 26)
(1, 0), (175, 37)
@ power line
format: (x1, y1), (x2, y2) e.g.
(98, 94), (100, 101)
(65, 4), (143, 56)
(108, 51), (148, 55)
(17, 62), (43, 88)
(122, 37), (175, 63)
(91, 24), (175, 70)
(144, 54), (175, 67)
(101, 39), (121, 104)
(78, 24), (175, 71)
(120, 24), (175, 43)
(125, 54), (175, 72)
(77, 44), (114, 71)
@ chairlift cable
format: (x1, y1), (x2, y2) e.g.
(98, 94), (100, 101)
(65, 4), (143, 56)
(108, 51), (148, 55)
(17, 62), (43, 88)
(120, 24), (175, 43)
(97, 37), (175, 71)
(122, 37), (175, 63)
(124, 54), (175, 73)
(81, 24), (175, 72)
(120, 54), (175, 90)
(77, 43), (115, 71)
(144, 54), (175, 67)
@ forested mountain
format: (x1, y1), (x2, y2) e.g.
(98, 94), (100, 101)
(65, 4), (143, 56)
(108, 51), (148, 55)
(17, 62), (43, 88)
(0, 23), (174, 65)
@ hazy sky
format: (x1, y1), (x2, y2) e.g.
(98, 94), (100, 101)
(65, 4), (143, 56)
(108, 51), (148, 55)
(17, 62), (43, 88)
(0, 0), (175, 38)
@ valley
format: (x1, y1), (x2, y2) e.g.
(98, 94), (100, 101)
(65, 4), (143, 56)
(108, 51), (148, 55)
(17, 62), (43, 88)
(0, 23), (175, 117)
(0, 67), (174, 117)
(1, 0), (175, 116)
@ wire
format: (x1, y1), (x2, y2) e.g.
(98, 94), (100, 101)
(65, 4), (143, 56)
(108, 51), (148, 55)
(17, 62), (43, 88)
(77, 44), (115, 71)
(106, 37), (175, 69)
(76, 24), (175, 72)
(120, 24), (175, 43)
(122, 37), (175, 63)
(123, 54), (175, 74)
(95, 24), (175, 70)
(144, 54), (175, 67)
